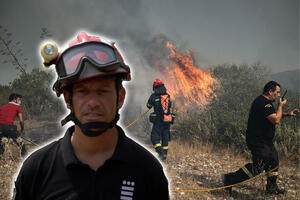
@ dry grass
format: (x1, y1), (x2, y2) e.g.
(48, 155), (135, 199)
(1, 139), (299, 200)
(0, 143), (24, 200)
(166, 140), (299, 200)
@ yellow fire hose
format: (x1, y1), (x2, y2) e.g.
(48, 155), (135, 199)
(172, 151), (299, 193)
(124, 109), (151, 130)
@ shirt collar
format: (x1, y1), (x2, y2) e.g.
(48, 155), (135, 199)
(261, 95), (273, 103)
(9, 101), (20, 106)
(60, 125), (131, 168)
(61, 126), (80, 168)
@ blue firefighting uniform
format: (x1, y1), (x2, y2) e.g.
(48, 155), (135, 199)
(147, 88), (172, 158)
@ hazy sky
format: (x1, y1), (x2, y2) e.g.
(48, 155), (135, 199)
(0, 0), (299, 84)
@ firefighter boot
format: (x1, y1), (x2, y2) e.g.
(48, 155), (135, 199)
(161, 149), (168, 161)
(222, 164), (254, 195)
(222, 173), (233, 195)
(157, 148), (166, 162)
(158, 151), (166, 161)
(154, 146), (165, 161)
(266, 176), (286, 195)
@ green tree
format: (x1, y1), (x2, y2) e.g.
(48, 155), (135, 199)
(4, 68), (63, 120)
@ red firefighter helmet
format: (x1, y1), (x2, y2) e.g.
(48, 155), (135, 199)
(52, 32), (131, 95)
(153, 78), (164, 87)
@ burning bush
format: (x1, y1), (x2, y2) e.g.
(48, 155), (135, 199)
(144, 35), (220, 113)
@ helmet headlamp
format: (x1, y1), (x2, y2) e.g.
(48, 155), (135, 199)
(40, 41), (58, 68)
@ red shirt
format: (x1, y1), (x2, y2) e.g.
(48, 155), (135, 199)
(0, 102), (22, 125)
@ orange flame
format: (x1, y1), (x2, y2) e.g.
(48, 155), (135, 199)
(157, 41), (220, 112)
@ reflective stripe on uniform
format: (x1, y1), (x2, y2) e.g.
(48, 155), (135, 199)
(162, 146), (168, 150)
(267, 171), (278, 177)
(242, 166), (253, 178)
(153, 143), (162, 148)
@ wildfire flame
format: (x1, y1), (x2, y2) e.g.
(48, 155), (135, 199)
(155, 41), (220, 112)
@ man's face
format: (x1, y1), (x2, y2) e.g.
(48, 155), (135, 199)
(269, 86), (281, 102)
(15, 97), (22, 105)
(69, 78), (125, 124)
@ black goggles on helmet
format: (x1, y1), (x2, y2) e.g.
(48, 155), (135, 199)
(55, 41), (129, 80)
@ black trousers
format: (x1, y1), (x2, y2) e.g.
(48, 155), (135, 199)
(0, 124), (26, 157)
(151, 121), (170, 154)
(227, 142), (279, 187)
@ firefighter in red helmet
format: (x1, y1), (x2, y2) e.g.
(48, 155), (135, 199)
(147, 78), (174, 161)
(14, 32), (170, 199)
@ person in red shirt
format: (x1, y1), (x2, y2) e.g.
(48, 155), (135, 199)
(0, 93), (26, 157)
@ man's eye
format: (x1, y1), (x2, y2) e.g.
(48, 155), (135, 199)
(98, 90), (110, 94)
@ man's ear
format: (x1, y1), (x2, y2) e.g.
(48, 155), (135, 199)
(118, 87), (126, 109)
(268, 90), (273, 96)
(63, 90), (72, 109)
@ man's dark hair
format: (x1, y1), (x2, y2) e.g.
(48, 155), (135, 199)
(263, 81), (280, 94)
(9, 93), (22, 101)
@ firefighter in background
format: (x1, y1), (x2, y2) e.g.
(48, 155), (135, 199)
(222, 81), (300, 195)
(0, 93), (26, 157)
(147, 78), (173, 161)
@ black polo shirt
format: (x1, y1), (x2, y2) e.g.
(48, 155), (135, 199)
(246, 95), (276, 146)
(14, 126), (169, 200)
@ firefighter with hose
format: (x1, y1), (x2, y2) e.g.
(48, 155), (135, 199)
(147, 78), (174, 161)
(222, 81), (299, 195)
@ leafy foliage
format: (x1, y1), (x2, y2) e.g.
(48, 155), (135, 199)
(0, 68), (63, 120)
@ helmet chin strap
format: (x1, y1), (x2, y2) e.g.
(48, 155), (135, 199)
(61, 111), (120, 137)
